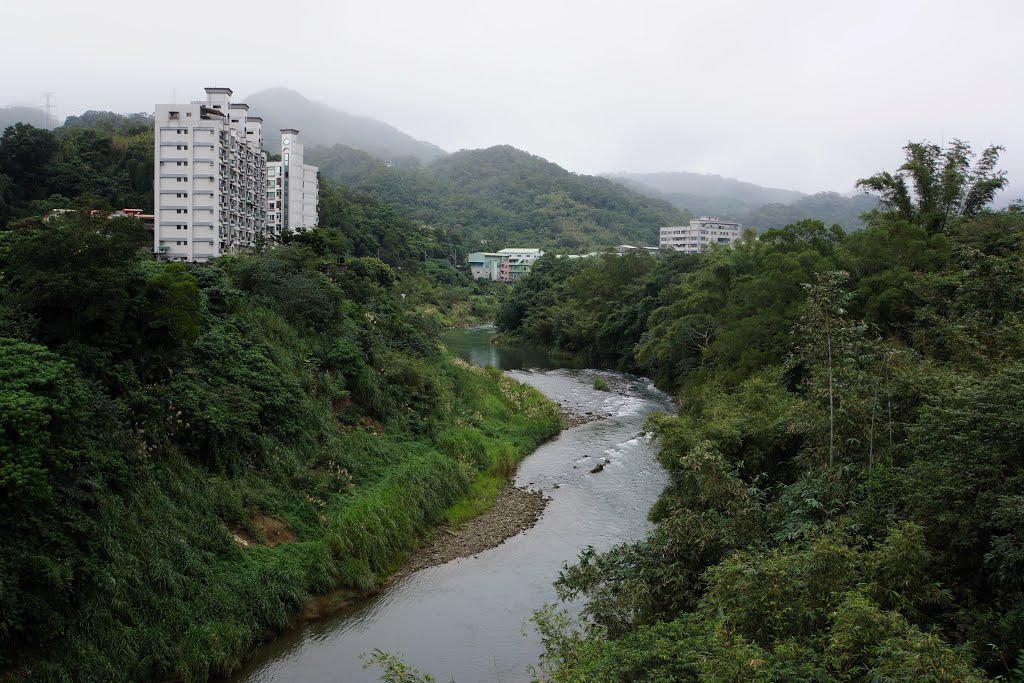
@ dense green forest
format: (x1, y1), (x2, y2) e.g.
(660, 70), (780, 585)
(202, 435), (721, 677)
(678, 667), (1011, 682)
(0, 210), (558, 681)
(308, 143), (691, 250)
(497, 140), (1024, 680)
(0, 114), (561, 679)
(0, 120), (153, 224)
(610, 171), (879, 232)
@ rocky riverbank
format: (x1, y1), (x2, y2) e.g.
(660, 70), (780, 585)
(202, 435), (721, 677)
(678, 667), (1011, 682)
(397, 405), (614, 575)
(397, 485), (548, 575)
(560, 409), (600, 429)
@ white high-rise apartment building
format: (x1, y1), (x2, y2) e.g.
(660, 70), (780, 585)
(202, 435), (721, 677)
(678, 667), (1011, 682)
(153, 87), (318, 261)
(660, 216), (743, 253)
(267, 129), (319, 234)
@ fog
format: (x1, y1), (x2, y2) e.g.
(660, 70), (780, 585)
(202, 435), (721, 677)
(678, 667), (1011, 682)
(2, 0), (1021, 196)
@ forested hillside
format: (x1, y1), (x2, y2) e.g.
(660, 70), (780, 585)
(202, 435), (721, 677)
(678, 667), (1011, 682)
(308, 144), (690, 250)
(0, 120), (152, 224)
(499, 140), (1024, 680)
(62, 110), (153, 131)
(0, 116), (561, 680)
(0, 209), (557, 681)
(611, 171), (878, 231)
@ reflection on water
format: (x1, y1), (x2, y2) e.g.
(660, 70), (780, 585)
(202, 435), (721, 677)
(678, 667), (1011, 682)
(440, 324), (584, 371)
(227, 326), (672, 683)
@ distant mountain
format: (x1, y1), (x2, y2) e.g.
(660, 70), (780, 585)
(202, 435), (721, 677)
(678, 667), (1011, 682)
(245, 87), (447, 163)
(308, 144), (689, 250)
(0, 105), (54, 132)
(608, 171), (876, 231)
(743, 192), (878, 231)
(610, 171), (804, 206)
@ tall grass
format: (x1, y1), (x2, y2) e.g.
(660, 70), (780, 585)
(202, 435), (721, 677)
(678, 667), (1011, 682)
(3, 242), (559, 681)
(9, 356), (558, 682)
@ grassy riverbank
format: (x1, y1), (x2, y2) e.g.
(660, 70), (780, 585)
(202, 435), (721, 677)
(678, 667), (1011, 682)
(0, 214), (558, 682)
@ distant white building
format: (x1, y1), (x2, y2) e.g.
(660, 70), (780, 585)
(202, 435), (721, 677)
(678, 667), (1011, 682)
(153, 87), (316, 262)
(659, 216), (742, 253)
(497, 248), (544, 281)
(614, 244), (660, 255)
(468, 248), (544, 281)
(267, 129), (319, 234)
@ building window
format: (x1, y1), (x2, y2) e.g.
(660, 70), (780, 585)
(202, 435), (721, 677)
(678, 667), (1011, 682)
(169, 111), (179, 120)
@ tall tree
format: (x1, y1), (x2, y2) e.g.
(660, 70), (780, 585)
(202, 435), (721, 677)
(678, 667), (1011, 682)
(856, 139), (1007, 234)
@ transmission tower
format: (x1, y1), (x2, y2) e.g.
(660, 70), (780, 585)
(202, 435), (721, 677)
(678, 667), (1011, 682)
(41, 92), (56, 130)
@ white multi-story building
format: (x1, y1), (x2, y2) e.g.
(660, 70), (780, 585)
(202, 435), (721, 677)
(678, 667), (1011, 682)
(659, 216), (743, 253)
(267, 129), (319, 234)
(154, 88), (268, 262)
(153, 87), (317, 261)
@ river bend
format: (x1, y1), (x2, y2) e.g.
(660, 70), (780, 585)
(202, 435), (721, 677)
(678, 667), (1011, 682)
(228, 325), (673, 682)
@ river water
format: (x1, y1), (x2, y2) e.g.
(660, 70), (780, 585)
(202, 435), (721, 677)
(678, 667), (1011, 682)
(227, 325), (673, 683)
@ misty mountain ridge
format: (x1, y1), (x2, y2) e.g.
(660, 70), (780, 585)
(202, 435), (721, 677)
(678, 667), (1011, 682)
(244, 87), (447, 163)
(0, 105), (59, 131)
(609, 171), (805, 205)
(609, 171), (877, 231)
(2, 90), (877, 237)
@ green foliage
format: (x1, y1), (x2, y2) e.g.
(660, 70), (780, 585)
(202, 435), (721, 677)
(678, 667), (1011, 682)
(0, 120), (153, 227)
(857, 139), (1007, 234)
(592, 378), (609, 391)
(0, 339), (86, 502)
(309, 144), (687, 251)
(515, 140), (1024, 679)
(145, 262), (202, 347)
(0, 212), (150, 355)
(0, 204), (559, 680)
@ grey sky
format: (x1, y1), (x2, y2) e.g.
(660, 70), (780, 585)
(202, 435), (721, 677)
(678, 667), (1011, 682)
(3, 0), (1021, 197)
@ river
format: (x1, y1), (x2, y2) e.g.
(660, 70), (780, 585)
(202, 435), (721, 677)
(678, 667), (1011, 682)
(227, 325), (673, 682)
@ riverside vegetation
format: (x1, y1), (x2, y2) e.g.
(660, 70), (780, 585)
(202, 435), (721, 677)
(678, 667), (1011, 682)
(0, 199), (559, 679)
(495, 140), (1024, 681)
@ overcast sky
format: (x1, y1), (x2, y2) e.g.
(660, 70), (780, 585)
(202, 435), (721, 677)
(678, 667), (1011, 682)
(3, 0), (1021, 197)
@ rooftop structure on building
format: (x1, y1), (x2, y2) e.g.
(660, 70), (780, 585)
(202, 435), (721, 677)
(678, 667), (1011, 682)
(152, 87), (317, 263)
(659, 216), (742, 254)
